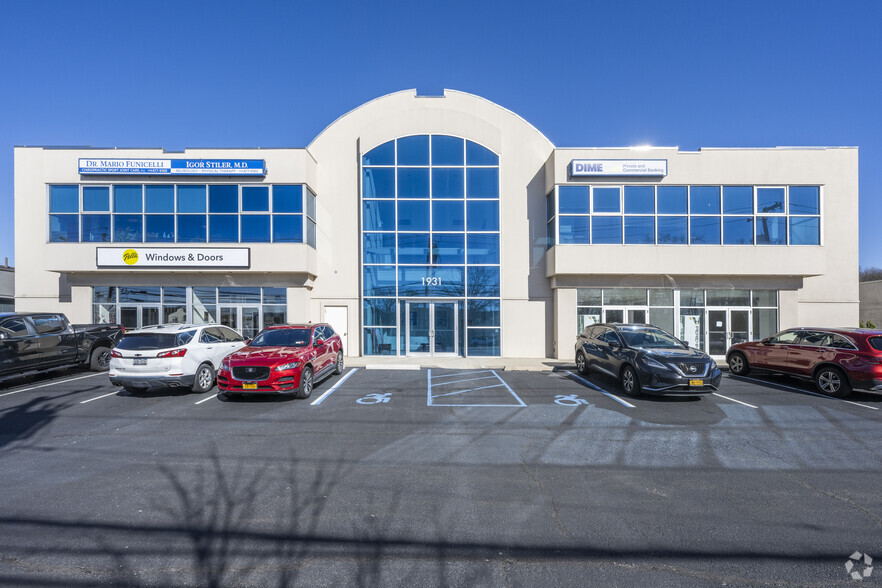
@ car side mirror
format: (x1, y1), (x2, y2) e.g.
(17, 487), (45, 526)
(680, 339), (689, 347)
(761, 338), (772, 345)
(245, 338), (252, 345)
(609, 340), (620, 349)
(314, 338), (325, 347)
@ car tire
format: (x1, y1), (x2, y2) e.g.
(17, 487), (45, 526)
(728, 352), (751, 376)
(333, 351), (344, 375)
(814, 366), (851, 398)
(575, 351), (588, 375)
(191, 363), (216, 394)
(621, 365), (642, 397)
(90, 346), (112, 371)
(295, 366), (313, 399)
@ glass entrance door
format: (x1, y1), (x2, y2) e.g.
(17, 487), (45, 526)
(120, 305), (160, 330)
(220, 306), (261, 339)
(406, 301), (458, 356)
(707, 308), (750, 355)
(603, 307), (648, 324)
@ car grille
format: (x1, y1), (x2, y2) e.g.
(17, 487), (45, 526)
(675, 362), (710, 377)
(232, 366), (271, 381)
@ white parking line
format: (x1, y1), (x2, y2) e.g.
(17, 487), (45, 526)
(80, 391), (119, 404)
(311, 368), (359, 406)
(712, 392), (758, 409)
(194, 393), (217, 405)
(565, 372), (635, 408)
(0, 373), (106, 398)
(727, 374), (879, 410)
(427, 369), (526, 407)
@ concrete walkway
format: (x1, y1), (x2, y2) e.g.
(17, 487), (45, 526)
(344, 355), (571, 372)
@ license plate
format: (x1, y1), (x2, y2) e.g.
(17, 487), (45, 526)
(689, 379), (704, 386)
(133, 358), (147, 366)
(243, 382), (257, 390)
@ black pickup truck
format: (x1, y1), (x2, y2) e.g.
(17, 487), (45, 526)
(0, 312), (124, 383)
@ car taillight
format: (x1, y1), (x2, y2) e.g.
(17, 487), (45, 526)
(111, 350), (122, 358)
(157, 348), (187, 358)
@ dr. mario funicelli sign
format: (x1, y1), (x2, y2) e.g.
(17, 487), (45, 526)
(96, 247), (250, 268)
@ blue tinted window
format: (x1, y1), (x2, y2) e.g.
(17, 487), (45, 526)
(49, 185), (79, 213)
(398, 168), (430, 198)
(82, 215), (110, 242)
(624, 186), (654, 214)
(306, 188), (316, 219)
(592, 216), (622, 243)
(363, 298), (397, 326)
(363, 233), (396, 264)
(690, 216), (720, 244)
(361, 141), (395, 165)
(363, 168), (396, 198)
(432, 135), (464, 165)
(790, 216), (820, 245)
(657, 186), (687, 213)
(756, 216), (787, 244)
(145, 215), (175, 242)
(723, 216), (754, 244)
(690, 186), (720, 214)
(177, 185), (206, 213)
(363, 200), (395, 231)
(547, 218), (555, 247)
(468, 266), (500, 297)
(723, 186), (753, 214)
(468, 299), (500, 327)
(113, 185), (142, 213)
(177, 215), (206, 242)
(559, 216), (590, 244)
(241, 186), (269, 211)
(363, 327), (397, 355)
(757, 187), (785, 214)
(397, 135), (430, 165)
(467, 234), (499, 264)
(209, 185), (238, 213)
(789, 186), (819, 214)
(209, 215), (238, 242)
(657, 216), (688, 244)
(362, 140), (395, 166)
(432, 168), (464, 198)
(624, 216), (655, 244)
(466, 141), (499, 165)
(433, 200), (464, 231)
(241, 215), (270, 242)
(466, 168), (499, 198)
(468, 328), (500, 356)
(397, 200), (429, 231)
(364, 265), (397, 297)
(273, 214), (303, 242)
(467, 200), (499, 231)
(558, 186), (590, 214)
(593, 187), (621, 213)
(398, 233), (430, 264)
(433, 233), (465, 264)
(546, 192), (555, 221)
(49, 214), (79, 242)
(83, 186), (110, 211)
(398, 266), (465, 296)
(113, 214), (143, 242)
(273, 185), (303, 213)
(145, 185), (175, 213)
(307, 218), (316, 248)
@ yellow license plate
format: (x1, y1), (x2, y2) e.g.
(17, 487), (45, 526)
(689, 379), (704, 386)
(243, 382), (257, 390)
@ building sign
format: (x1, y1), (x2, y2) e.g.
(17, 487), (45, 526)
(570, 159), (668, 177)
(78, 158), (266, 176)
(96, 247), (250, 268)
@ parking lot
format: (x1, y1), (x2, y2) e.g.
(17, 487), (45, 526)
(1, 365), (880, 586)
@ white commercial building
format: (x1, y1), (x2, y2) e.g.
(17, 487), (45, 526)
(13, 90), (859, 359)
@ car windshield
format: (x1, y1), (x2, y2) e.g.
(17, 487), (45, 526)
(116, 331), (196, 350)
(249, 328), (311, 347)
(619, 328), (685, 349)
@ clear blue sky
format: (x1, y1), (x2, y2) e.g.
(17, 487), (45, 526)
(2, 0), (880, 268)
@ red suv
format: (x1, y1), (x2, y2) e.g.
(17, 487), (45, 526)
(726, 327), (882, 397)
(217, 323), (344, 398)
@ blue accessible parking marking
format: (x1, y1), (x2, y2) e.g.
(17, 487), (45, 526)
(427, 369), (526, 407)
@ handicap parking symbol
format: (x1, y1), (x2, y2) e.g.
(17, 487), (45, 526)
(554, 394), (590, 407)
(357, 393), (392, 405)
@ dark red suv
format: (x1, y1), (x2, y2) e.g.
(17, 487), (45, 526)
(217, 323), (344, 398)
(726, 327), (882, 397)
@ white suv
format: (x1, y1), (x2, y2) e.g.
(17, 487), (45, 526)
(109, 324), (247, 393)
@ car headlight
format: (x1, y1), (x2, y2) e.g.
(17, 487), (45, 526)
(641, 357), (670, 370)
(275, 361), (302, 371)
(220, 360), (230, 371)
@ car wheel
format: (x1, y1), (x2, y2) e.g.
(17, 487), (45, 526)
(296, 366), (313, 399)
(728, 352), (750, 376)
(621, 365), (642, 397)
(333, 351), (344, 375)
(575, 351), (588, 375)
(90, 346), (111, 371)
(191, 363), (216, 393)
(814, 366), (851, 398)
